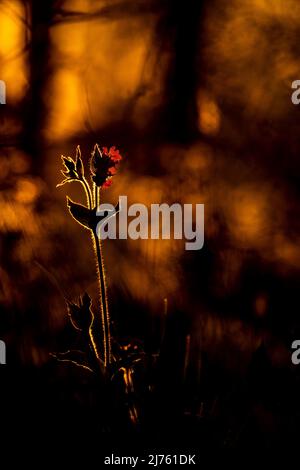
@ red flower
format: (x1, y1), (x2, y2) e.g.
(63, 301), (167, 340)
(106, 146), (122, 163)
(90, 144), (122, 188)
(102, 179), (112, 189)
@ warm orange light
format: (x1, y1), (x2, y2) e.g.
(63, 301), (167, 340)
(46, 7), (166, 140)
(0, 0), (28, 102)
(197, 91), (221, 136)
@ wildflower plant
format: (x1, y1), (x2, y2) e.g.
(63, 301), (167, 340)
(55, 144), (124, 371)
(53, 141), (164, 432)
(54, 143), (168, 429)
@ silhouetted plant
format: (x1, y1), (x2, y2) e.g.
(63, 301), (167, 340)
(56, 144), (121, 369)
(54, 143), (152, 427)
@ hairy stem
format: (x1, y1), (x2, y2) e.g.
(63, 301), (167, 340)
(81, 177), (93, 209)
(93, 186), (111, 367)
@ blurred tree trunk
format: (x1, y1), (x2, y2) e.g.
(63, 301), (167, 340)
(160, 0), (204, 142)
(22, 0), (56, 166)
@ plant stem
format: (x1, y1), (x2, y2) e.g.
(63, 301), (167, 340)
(83, 179), (111, 366)
(81, 177), (93, 209)
(93, 186), (111, 367)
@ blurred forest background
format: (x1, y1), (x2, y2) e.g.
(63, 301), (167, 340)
(1, 0), (300, 453)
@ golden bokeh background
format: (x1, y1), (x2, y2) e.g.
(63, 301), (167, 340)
(1, 2), (300, 445)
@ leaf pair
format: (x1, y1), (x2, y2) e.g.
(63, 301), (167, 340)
(53, 293), (106, 375)
(57, 144), (122, 190)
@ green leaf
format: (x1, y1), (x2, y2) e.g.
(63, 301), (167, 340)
(62, 156), (76, 172)
(57, 146), (87, 187)
(67, 293), (94, 331)
(67, 197), (120, 233)
(67, 197), (97, 229)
